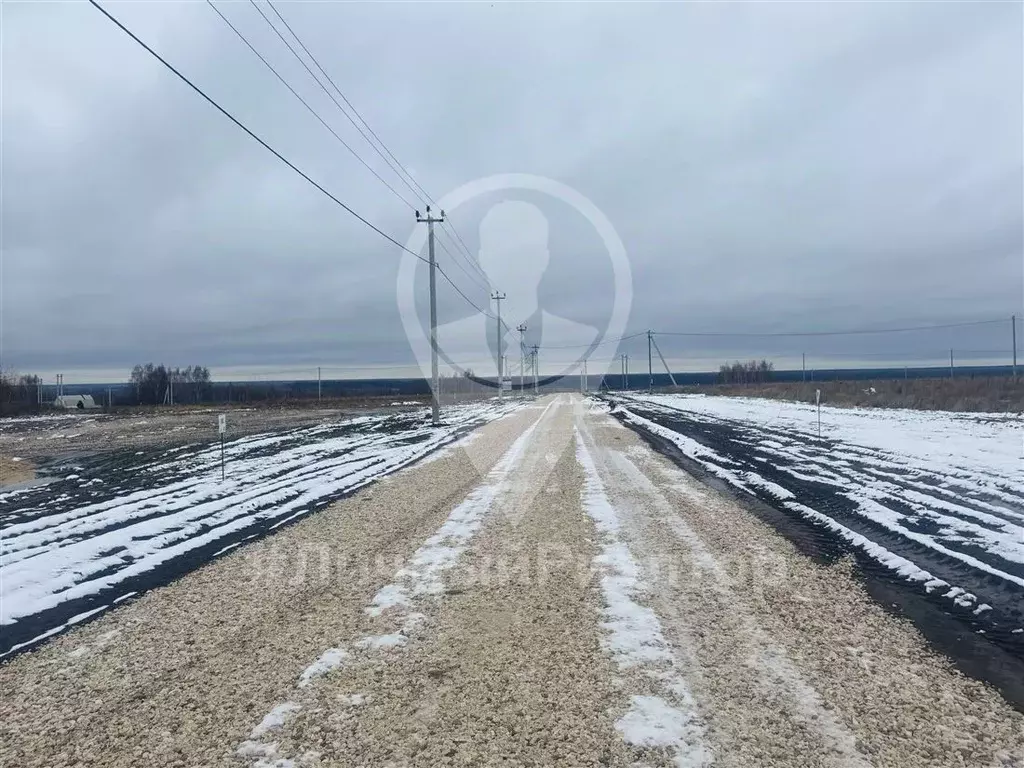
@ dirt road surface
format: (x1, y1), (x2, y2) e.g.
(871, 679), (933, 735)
(2, 394), (1022, 767)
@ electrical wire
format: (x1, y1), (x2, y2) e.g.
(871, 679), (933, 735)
(211, 0), (491, 300)
(652, 318), (1006, 338)
(87, 0), (498, 323)
(261, 0), (493, 289)
(206, 0), (419, 210)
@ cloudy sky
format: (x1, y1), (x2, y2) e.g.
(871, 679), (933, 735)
(2, 1), (1021, 383)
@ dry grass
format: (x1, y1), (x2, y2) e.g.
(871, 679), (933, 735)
(670, 376), (1024, 413)
(0, 455), (35, 487)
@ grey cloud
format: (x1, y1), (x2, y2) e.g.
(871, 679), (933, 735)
(1, 1), (1020, 382)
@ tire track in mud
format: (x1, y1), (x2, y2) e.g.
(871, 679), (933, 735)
(582, 400), (1024, 767)
(608, 396), (1024, 710)
(0, 403), (521, 659)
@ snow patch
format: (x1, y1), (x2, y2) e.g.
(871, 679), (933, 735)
(616, 695), (709, 767)
(298, 648), (348, 688)
(250, 702), (302, 738)
(574, 426), (709, 766)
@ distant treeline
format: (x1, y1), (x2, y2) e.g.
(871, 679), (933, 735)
(130, 364), (211, 405)
(718, 360), (775, 384)
(0, 373), (43, 416)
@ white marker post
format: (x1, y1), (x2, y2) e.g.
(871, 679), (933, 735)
(218, 413), (227, 480)
(815, 389), (821, 439)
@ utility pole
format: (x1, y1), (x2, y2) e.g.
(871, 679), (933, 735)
(582, 358), (588, 394)
(950, 348), (954, 380)
(517, 323), (527, 396)
(1013, 315), (1018, 378)
(416, 206), (445, 425)
(620, 354), (629, 390)
(647, 331), (654, 391)
(802, 353), (806, 383)
(107, 388), (112, 410)
(491, 291), (506, 399)
(317, 367), (322, 403)
(530, 345), (539, 394)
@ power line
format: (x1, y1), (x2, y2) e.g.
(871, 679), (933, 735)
(652, 319), (1005, 338)
(212, 0), (490, 302)
(206, 0), (419, 211)
(87, 0), (497, 323)
(261, 0), (493, 289)
(538, 331), (647, 350)
(434, 234), (491, 294)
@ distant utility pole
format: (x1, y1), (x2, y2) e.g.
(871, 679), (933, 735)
(491, 291), (506, 399)
(416, 206), (445, 425)
(949, 348), (954, 380)
(107, 388), (112, 410)
(517, 323), (527, 396)
(582, 358), (588, 394)
(317, 367), (322, 403)
(647, 330), (654, 391)
(530, 345), (539, 394)
(621, 354), (629, 390)
(1013, 314), (1018, 378)
(802, 352), (806, 383)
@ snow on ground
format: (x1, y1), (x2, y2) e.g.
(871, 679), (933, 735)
(0, 400), (522, 658)
(632, 393), (1023, 481)
(575, 424), (709, 767)
(611, 393), (1024, 633)
(237, 399), (555, 767)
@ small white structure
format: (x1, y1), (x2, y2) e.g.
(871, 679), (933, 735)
(53, 394), (100, 410)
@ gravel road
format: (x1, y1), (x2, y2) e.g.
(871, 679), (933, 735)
(2, 394), (1022, 767)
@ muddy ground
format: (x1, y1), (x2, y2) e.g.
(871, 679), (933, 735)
(0, 399), (431, 467)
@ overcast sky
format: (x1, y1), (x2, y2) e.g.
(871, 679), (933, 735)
(2, 1), (1021, 383)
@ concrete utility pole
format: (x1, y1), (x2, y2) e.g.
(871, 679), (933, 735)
(416, 206), (445, 425)
(491, 291), (506, 399)
(530, 345), (539, 394)
(1013, 315), (1018, 378)
(582, 358), (588, 394)
(317, 367), (321, 403)
(949, 348), (954, 380)
(802, 353), (806, 383)
(517, 323), (527, 396)
(647, 330), (654, 391)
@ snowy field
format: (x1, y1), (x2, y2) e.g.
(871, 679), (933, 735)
(610, 393), (1024, 643)
(0, 400), (520, 658)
